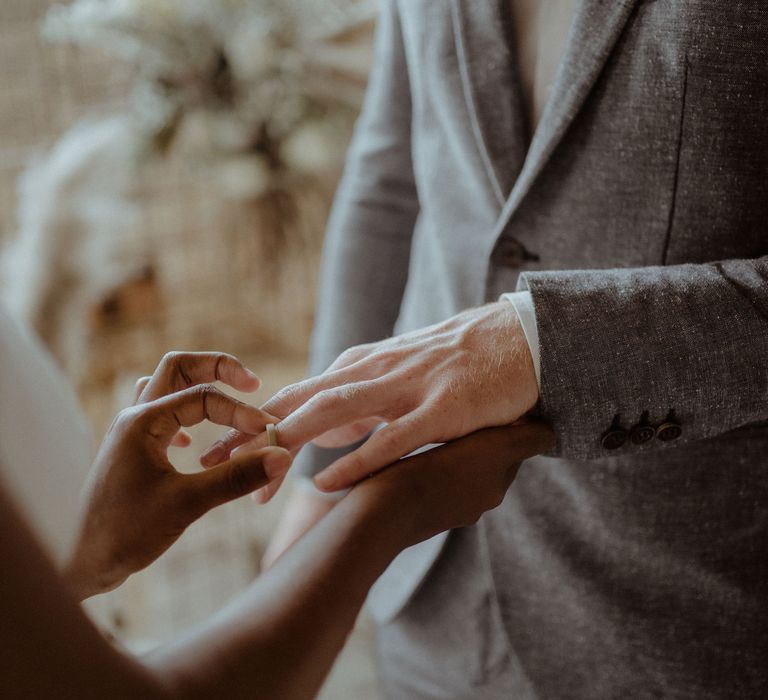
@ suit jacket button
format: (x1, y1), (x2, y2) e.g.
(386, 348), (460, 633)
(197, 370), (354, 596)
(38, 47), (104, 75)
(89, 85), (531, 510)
(656, 410), (682, 442)
(630, 411), (656, 445)
(495, 239), (540, 268)
(657, 422), (682, 442)
(602, 429), (628, 451)
(631, 424), (656, 445)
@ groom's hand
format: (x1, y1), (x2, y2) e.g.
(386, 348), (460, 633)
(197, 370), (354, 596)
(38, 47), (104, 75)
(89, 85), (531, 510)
(203, 302), (538, 495)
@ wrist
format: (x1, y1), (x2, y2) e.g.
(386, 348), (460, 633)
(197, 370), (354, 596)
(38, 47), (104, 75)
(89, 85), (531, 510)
(61, 555), (100, 601)
(63, 543), (124, 601)
(345, 470), (424, 554)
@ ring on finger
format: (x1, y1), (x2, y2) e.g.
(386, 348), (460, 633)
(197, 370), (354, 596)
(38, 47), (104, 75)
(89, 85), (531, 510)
(266, 423), (279, 448)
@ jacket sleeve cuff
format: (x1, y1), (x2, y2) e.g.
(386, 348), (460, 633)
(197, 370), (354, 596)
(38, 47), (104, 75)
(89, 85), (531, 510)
(516, 261), (768, 461)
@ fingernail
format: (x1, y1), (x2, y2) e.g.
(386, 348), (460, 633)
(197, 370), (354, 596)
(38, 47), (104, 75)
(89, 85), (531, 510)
(203, 443), (225, 465)
(245, 369), (260, 382)
(314, 471), (338, 492)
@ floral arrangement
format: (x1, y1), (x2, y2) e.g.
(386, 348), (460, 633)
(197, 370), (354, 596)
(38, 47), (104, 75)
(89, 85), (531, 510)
(43, 0), (376, 199)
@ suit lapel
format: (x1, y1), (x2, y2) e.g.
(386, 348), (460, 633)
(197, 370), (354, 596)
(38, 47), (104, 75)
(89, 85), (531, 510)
(494, 0), (641, 234)
(451, 0), (529, 207)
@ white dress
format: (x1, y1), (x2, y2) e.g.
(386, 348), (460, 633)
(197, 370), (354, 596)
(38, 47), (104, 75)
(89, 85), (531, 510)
(0, 302), (92, 564)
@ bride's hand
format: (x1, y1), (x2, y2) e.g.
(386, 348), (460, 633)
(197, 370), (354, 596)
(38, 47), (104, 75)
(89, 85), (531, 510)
(63, 352), (291, 600)
(349, 421), (553, 549)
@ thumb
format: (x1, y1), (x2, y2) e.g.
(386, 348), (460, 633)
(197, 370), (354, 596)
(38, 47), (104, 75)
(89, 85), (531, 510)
(187, 447), (293, 514)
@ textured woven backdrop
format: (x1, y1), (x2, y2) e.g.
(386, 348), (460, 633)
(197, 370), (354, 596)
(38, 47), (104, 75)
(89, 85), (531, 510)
(0, 2), (380, 697)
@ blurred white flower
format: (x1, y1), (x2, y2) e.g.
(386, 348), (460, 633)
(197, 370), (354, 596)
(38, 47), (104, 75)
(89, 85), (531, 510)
(44, 0), (376, 190)
(228, 22), (277, 81)
(281, 120), (344, 174)
(173, 111), (253, 165)
(209, 154), (272, 200)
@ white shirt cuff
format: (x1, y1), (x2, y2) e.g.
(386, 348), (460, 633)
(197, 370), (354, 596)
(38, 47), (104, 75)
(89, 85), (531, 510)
(500, 291), (541, 388)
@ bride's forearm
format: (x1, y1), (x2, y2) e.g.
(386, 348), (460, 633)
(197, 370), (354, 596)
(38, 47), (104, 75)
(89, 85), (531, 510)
(147, 487), (406, 700)
(0, 425), (546, 700)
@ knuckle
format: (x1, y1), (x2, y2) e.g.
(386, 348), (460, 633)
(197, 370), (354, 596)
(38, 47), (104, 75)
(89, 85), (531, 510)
(112, 407), (133, 431)
(338, 345), (366, 364)
(308, 389), (339, 412)
(343, 451), (368, 480)
(195, 382), (219, 397)
(272, 383), (301, 406)
(332, 384), (355, 403)
(214, 353), (237, 380)
(374, 350), (401, 372)
(279, 386), (299, 404)
(160, 350), (183, 369)
(337, 348), (355, 364)
(433, 381), (457, 402)
(112, 405), (144, 434)
(195, 383), (224, 416)
(161, 351), (197, 388)
(375, 429), (399, 453)
(334, 382), (367, 404)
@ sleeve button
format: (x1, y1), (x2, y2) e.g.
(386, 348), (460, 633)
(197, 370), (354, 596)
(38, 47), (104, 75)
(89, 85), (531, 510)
(657, 423), (682, 442)
(656, 410), (682, 442)
(602, 430), (629, 450)
(602, 415), (628, 451)
(631, 424), (656, 445)
(630, 411), (656, 445)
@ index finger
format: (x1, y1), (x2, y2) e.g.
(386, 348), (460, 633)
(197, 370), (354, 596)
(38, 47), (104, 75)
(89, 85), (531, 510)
(263, 380), (391, 454)
(138, 352), (260, 404)
(143, 385), (277, 446)
(260, 363), (379, 419)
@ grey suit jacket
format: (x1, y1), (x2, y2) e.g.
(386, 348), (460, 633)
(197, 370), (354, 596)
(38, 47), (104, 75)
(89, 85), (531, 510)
(296, 1), (768, 696)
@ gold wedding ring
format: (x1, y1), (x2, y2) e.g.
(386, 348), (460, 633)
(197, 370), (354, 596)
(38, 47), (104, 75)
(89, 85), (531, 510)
(266, 423), (279, 447)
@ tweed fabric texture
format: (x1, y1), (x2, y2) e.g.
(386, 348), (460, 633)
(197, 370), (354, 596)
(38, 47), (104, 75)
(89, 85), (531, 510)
(295, 1), (768, 696)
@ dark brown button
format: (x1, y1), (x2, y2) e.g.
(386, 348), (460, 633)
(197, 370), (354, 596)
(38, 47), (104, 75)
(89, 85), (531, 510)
(630, 411), (656, 445)
(631, 424), (656, 445)
(656, 410), (682, 442)
(602, 429), (628, 451)
(495, 239), (540, 268)
(657, 422), (682, 442)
